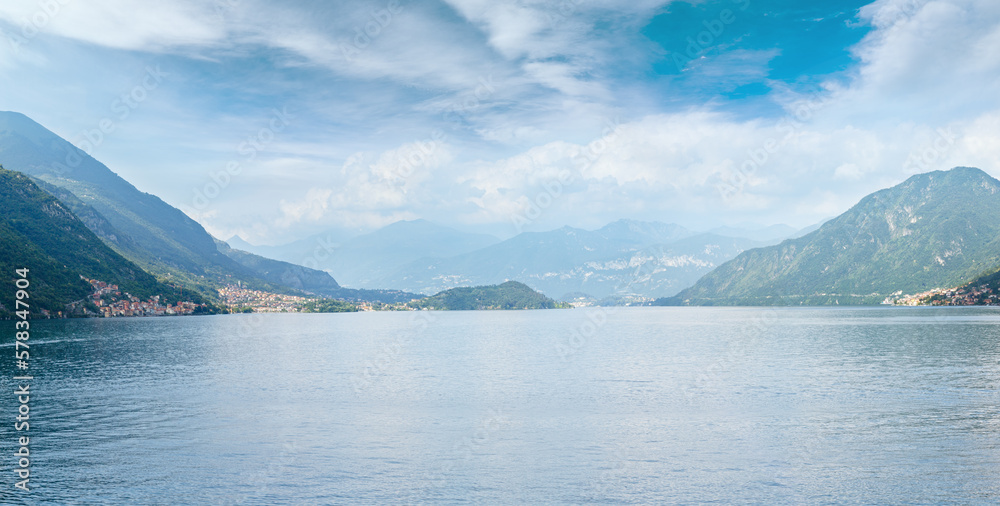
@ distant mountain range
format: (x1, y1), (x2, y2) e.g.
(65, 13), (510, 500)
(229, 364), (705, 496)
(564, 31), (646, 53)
(286, 219), (501, 288)
(373, 223), (768, 300)
(230, 218), (792, 300)
(661, 167), (1000, 305)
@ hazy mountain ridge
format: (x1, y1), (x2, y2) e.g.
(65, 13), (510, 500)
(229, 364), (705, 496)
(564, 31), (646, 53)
(663, 167), (1000, 305)
(214, 239), (341, 292)
(299, 219), (501, 288)
(372, 222), (770, 299)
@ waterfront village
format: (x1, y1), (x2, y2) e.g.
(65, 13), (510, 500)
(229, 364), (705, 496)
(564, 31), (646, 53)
(891, 283), (1000, 306)
(217, 283), (314, 312)
(75, 278), (383, 318)
(218, 283), (382, 312)
(82, 278), (202, 317)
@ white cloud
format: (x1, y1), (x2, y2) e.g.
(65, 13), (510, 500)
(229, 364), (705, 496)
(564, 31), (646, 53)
(834, 0), (1000, 124)
(0, 0), (225, 52)
(274, 136), (454, 231)
(7, 0), (1000, 243)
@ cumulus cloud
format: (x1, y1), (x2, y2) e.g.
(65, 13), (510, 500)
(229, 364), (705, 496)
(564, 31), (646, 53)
(274, 134), (454, 230)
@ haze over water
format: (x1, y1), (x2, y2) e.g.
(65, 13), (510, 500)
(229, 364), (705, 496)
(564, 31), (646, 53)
(4, 307), (999, 503)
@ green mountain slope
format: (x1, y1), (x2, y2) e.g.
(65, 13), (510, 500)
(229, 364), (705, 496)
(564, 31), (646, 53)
(0, 167), (185, 317)
(662, 167), (1000, 305)
(0, 112), (232, 274)
(0, 111), (351, 300)
(408, 281), (569, 310)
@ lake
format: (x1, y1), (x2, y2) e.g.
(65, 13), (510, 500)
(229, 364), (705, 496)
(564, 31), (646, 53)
(3, 307), (1000, 504)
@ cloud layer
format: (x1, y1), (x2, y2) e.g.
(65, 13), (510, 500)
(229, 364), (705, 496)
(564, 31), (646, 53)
(1, 0), (998, 243)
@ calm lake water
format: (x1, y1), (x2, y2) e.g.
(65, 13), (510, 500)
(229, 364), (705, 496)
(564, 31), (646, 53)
(2, 307), (1000, 504)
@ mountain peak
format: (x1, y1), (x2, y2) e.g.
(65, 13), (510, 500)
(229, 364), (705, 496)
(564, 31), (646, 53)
(670, 167), (1000, 305)
(0, 111), (69, 150)
(226, 235), (257, 250)
(906, 166), (997, 188)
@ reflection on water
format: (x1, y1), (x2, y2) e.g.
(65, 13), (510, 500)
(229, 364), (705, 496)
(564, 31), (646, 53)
(2, 307), (999, 503)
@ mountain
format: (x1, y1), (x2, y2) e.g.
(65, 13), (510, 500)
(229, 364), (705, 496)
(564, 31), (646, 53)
(214, 239), (341, 293)
(408, 281), (569, 310)
(663, 167), (1000, 305)
(376, 221), (763, 299)
(0, 111), (346, 299)
(0, 166), (190, 317)
(213, 239), (418, 302)
(225, 226), (360, 265)
(788, 219), (828, 239)
(225, 235), (260, 252)
(0, 112), (236, 277)
(299, 219), (501, 288)
(593, 219), (695, 245)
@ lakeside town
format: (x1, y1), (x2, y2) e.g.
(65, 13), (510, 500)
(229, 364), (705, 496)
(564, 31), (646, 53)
(79, 278), (204, 317)
(218, 283), (390, 312)
(76, 279), (368, 317)
(32, 278), (402, 319)
(892, 283), (1000, 306)
(217, 283), (314, 312)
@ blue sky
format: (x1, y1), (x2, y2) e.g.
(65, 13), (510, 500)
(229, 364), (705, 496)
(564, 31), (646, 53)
(1, 0), (999, 243)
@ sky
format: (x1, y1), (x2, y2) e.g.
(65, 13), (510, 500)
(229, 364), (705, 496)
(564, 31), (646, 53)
(1, 0), (999, 244)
